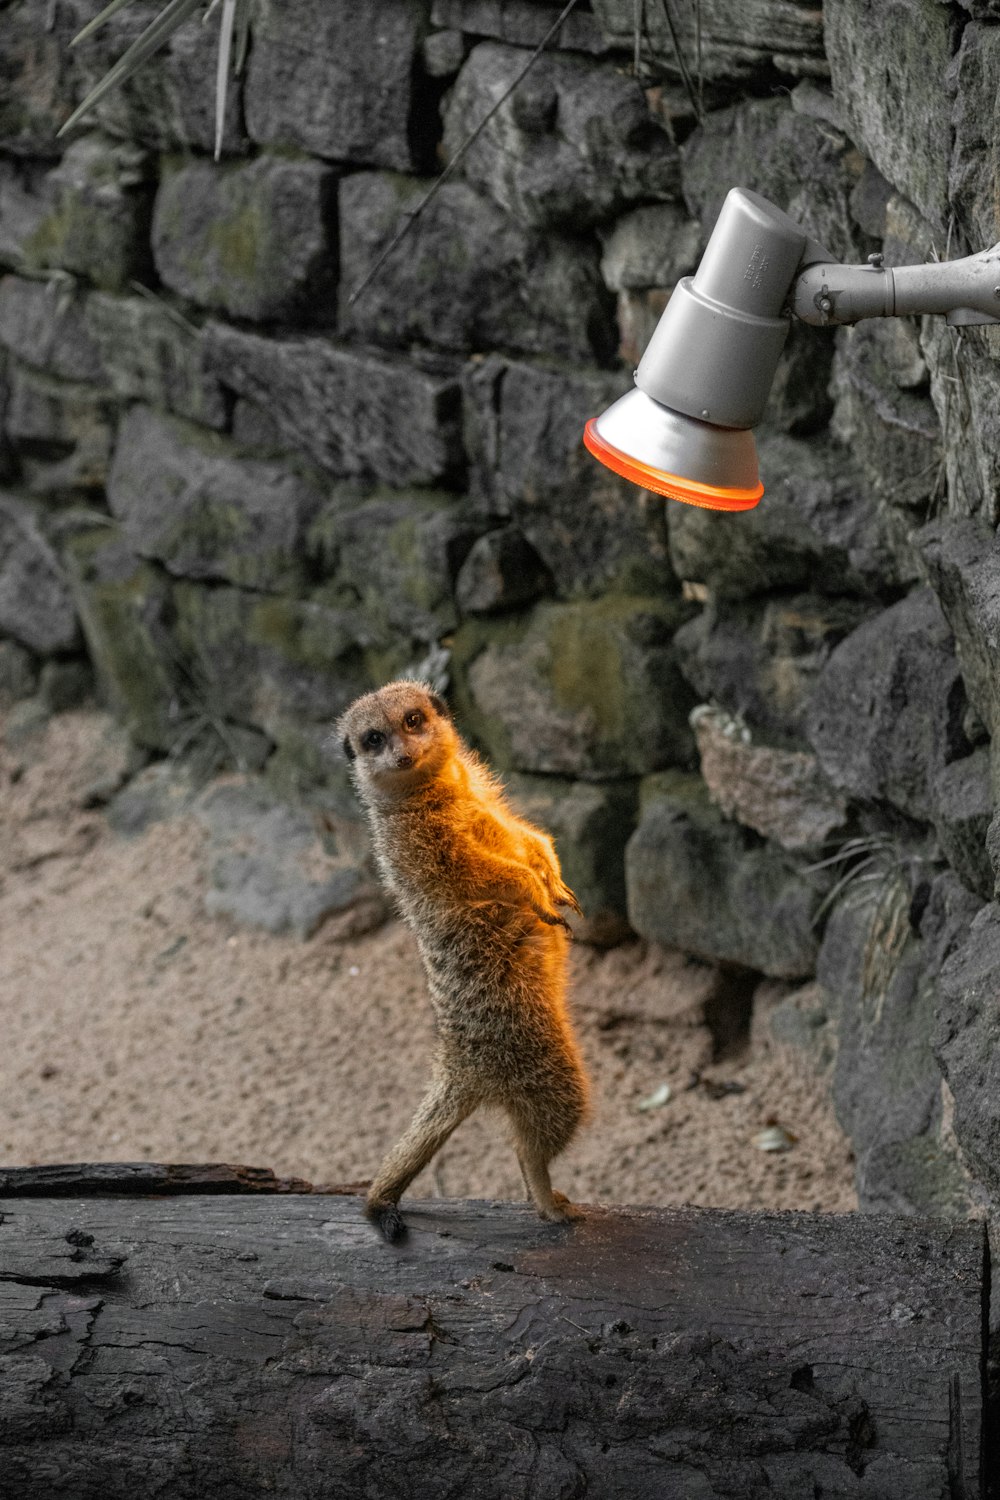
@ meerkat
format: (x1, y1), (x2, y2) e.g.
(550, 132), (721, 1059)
(337, 679), (590, 1242)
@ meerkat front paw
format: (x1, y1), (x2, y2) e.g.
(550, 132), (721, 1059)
(538, 1191), (584, 1224)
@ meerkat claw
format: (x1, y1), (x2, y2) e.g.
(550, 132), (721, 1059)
(535, 906), (572, 930)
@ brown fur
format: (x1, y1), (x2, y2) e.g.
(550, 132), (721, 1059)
(337, 679), (590, 1241)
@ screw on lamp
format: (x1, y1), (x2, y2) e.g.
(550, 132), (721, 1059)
(584, 186), (1000, 512)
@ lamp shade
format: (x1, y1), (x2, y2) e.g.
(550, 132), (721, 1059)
(583, 389), (764, 512)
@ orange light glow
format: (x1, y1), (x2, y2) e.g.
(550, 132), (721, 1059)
(583, 418), (764, 512)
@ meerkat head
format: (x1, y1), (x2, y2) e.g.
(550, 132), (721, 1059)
(337, 680), (456, 801)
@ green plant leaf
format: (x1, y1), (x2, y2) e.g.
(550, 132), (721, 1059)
(58, 0), (204, 138)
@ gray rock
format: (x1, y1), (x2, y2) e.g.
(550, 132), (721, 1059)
(753, 980), (836, 1074)
(674, 594), (878, 747)
(759, 320), (836, 437)
(453, 596), (695, 778)
(819, 870), (979, 1214)
(931, 748), (994, 901)
(824, 0), (958, 228)
(39, 658), (93, 712)
(195, 778), (380, 941)
(0, 275), (107, 384)
(666, 429), (916, 601)
(882, 190), (942, 266)
(463, 355), (677, 599)
(0, 493), (80, 654)
(505, 774), (638, 947)
(339, 172), (615, 363)
(455, 528), (551, 615)
(4, 695), (51, 747)
(949, 23), (1000, 252)
(989, 814), (1000, 899)
(422, 29), (467, 78)
(681, 94), (868, 262)
(692, 704), (847, 851)
(106, 406), (325, 593)
(599, 204), (701, 295)
(230, 399), (286, 452)
(625, 771), (826, 978)
(806, 588), (969, 823)
(830, 323), (940, 514)
(203, 324), (465, 487)
(590, 0), (826, 82)
(611, 288), (670, 371)
(431, 0), (610, 54)
(918, 518), (1000, 778)
(849, 159), (894, 240)
(77, 714), (147, 808)
(17, 133), (153, 292)
(922, 321), (1000, 529)
(245, 0), (428, 171)
(310, 491), (477, 646)
(3, 363), (116, 497)
(63, 525), (180, 751)
(170, 581), (370, 754)
(152, 156), (338, 323)
(106, 759), (200, 836)
(789, 79), (848, 134)
(441, 42), (679, 230)
(0, 0), (79, 154)
(68, 0), (245, 155)
(933, 901), (1000, 1201)
(0, 159), (48, 269)
(85, 292), (229, 431)
(0, 638), (37, 707)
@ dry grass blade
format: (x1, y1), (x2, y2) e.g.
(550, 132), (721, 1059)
(213, 0), (238, 160)
(348, 0), (584, 307)
(69, 0), (142, 47)
(234, 0), (251, 74)
(59, 0), (203, 138)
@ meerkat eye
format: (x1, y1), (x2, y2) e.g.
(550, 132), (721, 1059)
(361, 729), (386, 752)
(404, 709), (424, 731)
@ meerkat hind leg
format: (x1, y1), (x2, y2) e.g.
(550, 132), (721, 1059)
(516, 1142), (583, 1225)
(366, 1077), (474, 1242)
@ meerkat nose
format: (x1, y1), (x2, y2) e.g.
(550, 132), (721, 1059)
(395, 753), (414, 770)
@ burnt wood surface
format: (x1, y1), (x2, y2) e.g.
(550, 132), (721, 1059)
(0, 1167), (987, 1499)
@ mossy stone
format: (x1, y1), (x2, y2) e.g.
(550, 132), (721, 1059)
(63, 526), (179, 751)
(452, 596), (695, 778)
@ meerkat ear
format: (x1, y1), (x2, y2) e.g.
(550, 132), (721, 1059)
(428, 692), (450, 720)
(341, 735), (356, 762)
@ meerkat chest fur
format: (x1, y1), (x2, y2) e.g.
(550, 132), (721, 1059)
(337, 680), (580, 1023)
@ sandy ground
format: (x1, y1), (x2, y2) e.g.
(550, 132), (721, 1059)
(0, 707), (857, 1215)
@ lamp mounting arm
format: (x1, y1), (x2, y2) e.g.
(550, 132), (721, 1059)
(792, 245), (1000, 329)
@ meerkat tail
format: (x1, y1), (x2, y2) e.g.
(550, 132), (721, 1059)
(366, 1199), (407, 1243)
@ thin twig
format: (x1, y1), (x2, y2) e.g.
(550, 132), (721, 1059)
(694, 0), (703, 117)
(633, 0), (643, 78)
(348, 0), (584, 307)
(654, 0), (701, 120)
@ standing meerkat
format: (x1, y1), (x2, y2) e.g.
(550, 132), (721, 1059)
(337, 679), (590, 1242)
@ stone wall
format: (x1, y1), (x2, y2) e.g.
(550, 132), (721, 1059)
(2, 0), (1000, 1240)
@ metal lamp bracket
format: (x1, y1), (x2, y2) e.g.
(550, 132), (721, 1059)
(792, 244), (1000, 329)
